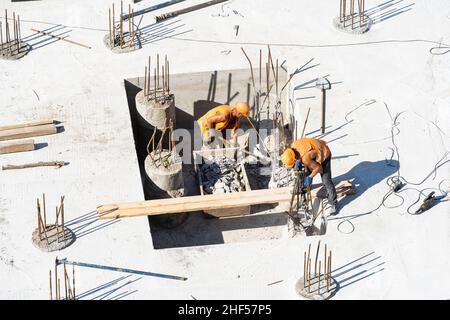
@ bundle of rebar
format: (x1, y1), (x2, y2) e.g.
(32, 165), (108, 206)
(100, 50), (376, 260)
(303, 241), (333, 294)
(146, 119), (175, 168)
(50, 260), (76, 300)
(340, 0), (366, 28)
(108, 1), (137, 49)
(36, 194), (66, 245)
(0, 9), (23, 57)
(155, 0), (228, 23)
(143, 54), (172, 104)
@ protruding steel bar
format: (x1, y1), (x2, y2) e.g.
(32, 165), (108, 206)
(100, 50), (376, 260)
(43, 193), (47, 227)
(72, 265), (75, 300)
(120, 0), (124, 47)
(147, 56), (151, 99)
(329, 251), (332, 289)
(351, 0), (354, 29)
(240, 47), (256, 92)
(154, 67), (157, 100)
(256, 49), (261, 93)
(37, 199), (42, 239)
(112, 3), (116, 43)
(303, 251), (306, 287)
(326, 256), (331, 291)
(162, 65), (165, 97)
(54, 260), (58, 300)
(17, 15), (21, 53)
(167, 59), (170, 94)
(38, 208), (49, 245)
(314, 240), (321, 277)
(57, 278), (61, 300)
(144, 66), (147, 96)
(49, 270), (52, 300)
(61, 197), (65, 240)
(109, 8), (112, 46)
(324, 244), (327, 281)
(308, 258), (311, 293)
(318, 261), (321, 294)
(64, 263), (68, 299)
(128, 4), (131, 34)
(340, 0), (343, 22)
(1, 21), (3, 53)
(343, 0), (347, 27)
(55, 206), (60, 242)
(157, 54), (160, 89)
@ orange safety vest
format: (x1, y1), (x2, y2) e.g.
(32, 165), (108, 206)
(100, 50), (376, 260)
(291, 138), (331, 164)
(196, 105), (239, 136)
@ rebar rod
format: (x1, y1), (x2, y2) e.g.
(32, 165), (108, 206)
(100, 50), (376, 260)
(303, 251), (306, 287)
(112, 3), (116, 43)
(37, 199), (42, 239)
(54, 260), (58, 300)
(314, 240), (321, 277)
(49, 270), (52, 300)
(64, 263), (68, 299)
(157, 54), (160, 89)
(109, 8), (112, 46)
(240, 47), (256, 92)
(318, 261), (321, 294)
(144, 66), (147, 96)
(72, 265), (76, 299)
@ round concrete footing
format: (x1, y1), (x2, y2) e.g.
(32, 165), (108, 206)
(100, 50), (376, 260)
(32, 225), (75, 252)
(144, 150), (184, 192)
(333, 15), (372, 34)
(0, 41), (31, 60)
(135, 91), (176, 131)
(103, 33), (140, 53)
(295, 276), (338, 300)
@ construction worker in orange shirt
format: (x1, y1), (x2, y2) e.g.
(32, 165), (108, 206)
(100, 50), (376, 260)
(281, 137), (338, 215)
(196, 102), (250, 146)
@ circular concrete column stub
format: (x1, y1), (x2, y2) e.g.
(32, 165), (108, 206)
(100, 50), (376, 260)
(135, 90), (176, 131)
(103, 33), (140, 53)
(295, 276), (338, 300)
(333, 15), (372, 34)
(32, 225), (75, 252)
(0, 41), (31, 60)
(144, 150), (184, 192)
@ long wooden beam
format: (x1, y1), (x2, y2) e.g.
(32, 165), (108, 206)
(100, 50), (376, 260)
(98, 180), (355, 220)
(97, 187), (319, 220)
(0, 139), (34, 154)
(0, 119), (54, 131)
(0, 124), (57, 141)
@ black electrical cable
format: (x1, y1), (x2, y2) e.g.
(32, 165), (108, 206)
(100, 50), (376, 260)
(330, 100), (450, 234)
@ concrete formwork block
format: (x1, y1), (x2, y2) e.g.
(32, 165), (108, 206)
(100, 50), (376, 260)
(135, 91), (176, 131)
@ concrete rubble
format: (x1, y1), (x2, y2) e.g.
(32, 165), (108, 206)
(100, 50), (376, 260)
(269, 166), (296, 189)
(201, 156), (245, 194)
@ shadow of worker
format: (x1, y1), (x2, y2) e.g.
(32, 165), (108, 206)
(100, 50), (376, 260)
(332, 160), (399, 210)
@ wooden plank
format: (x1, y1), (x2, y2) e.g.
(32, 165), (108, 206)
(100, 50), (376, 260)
(0, 139), (35, 154)
(98, 187), (307, 219)
(0, 124), (57, 141)
(0, 119), (54, 131)
(98, 181), (355, 220)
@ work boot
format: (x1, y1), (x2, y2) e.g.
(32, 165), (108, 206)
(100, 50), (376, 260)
(325, 202), (339, 216)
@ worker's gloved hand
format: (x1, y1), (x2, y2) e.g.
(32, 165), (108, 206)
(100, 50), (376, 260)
(294, 160), (302, 171)
(303, 176), (313, 188)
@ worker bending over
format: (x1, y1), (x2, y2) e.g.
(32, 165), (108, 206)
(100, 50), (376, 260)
(281, 137), (338, 215)
(197, 102), (249, 146)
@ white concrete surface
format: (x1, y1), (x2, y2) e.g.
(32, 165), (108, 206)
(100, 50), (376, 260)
(0, 0), (449, 299)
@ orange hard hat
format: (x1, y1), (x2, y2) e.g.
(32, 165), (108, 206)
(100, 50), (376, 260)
(281, 148), (296, 168)
(234, 102), (250, 117)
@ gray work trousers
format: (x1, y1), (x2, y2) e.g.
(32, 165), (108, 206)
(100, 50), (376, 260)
(321, 158), (337, 205)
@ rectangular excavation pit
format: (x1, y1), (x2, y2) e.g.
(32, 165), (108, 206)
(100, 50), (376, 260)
(123, 67), (292, 248)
